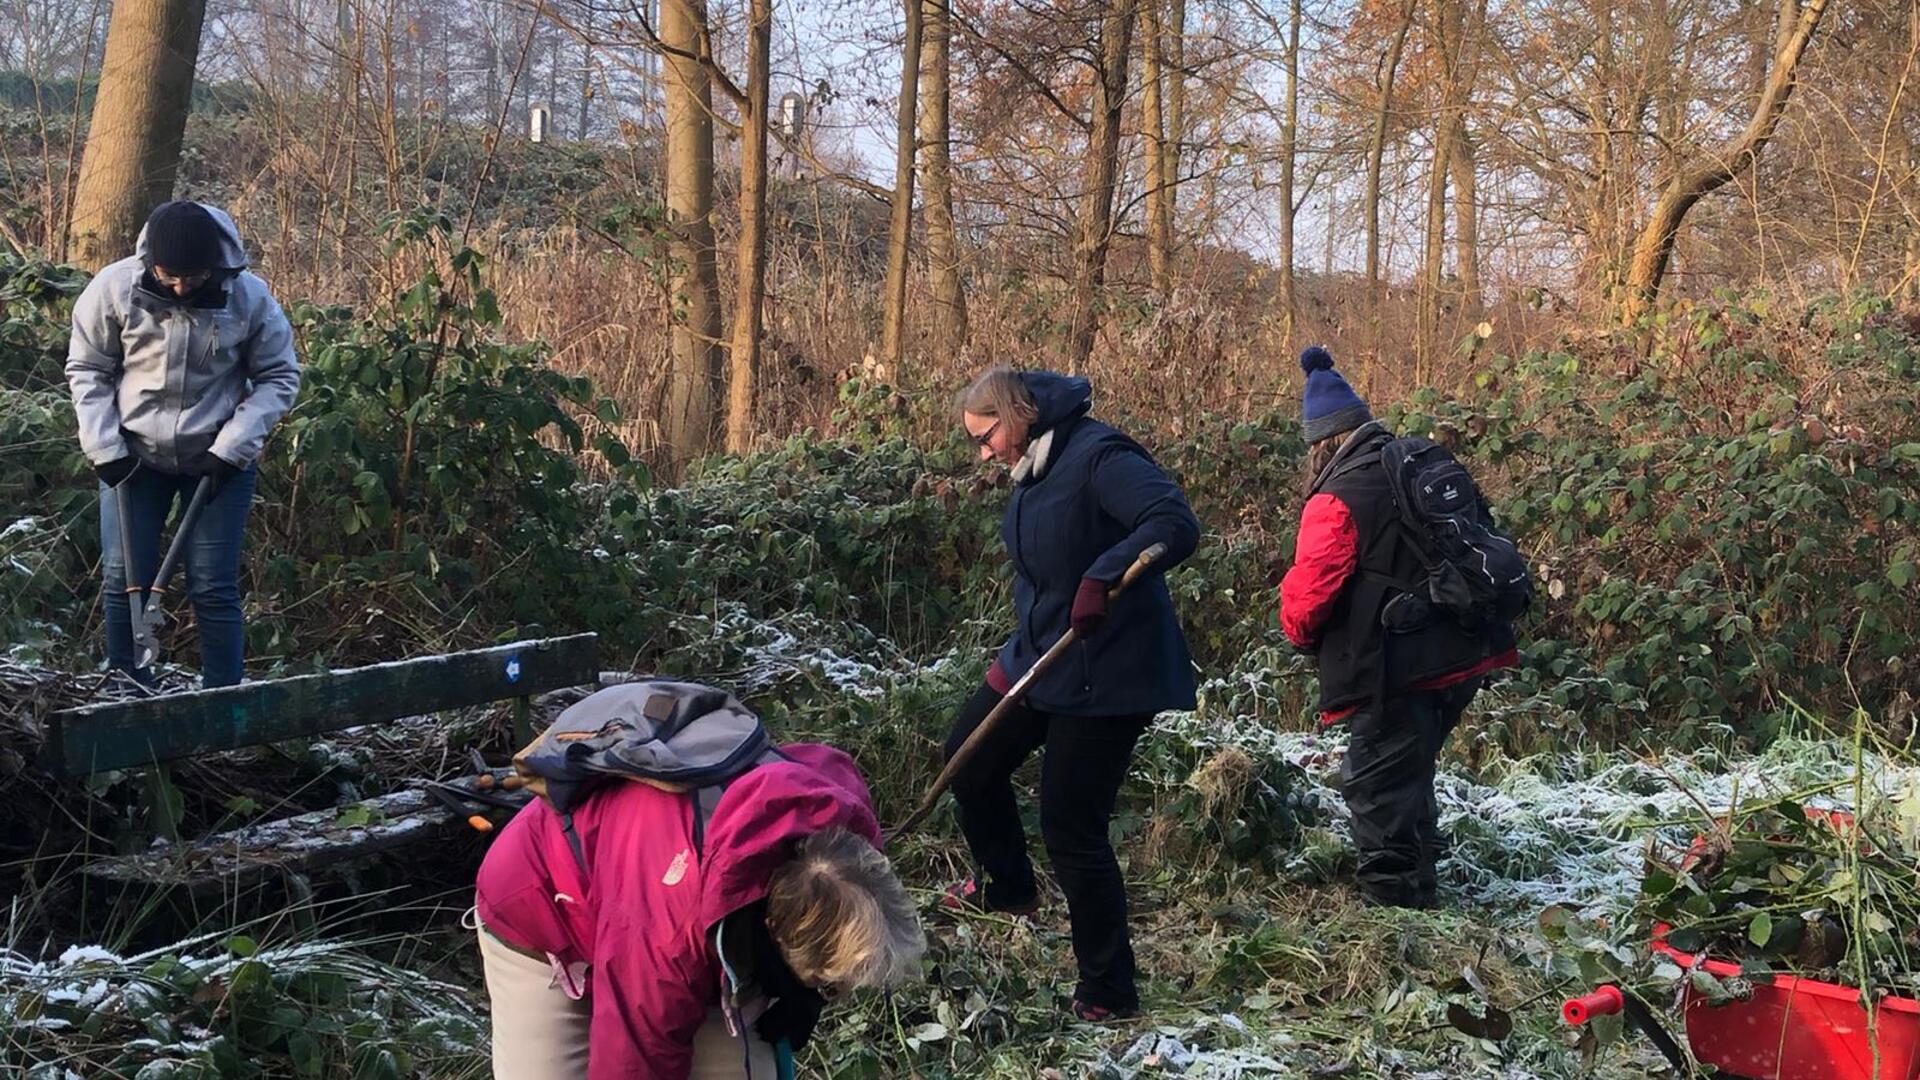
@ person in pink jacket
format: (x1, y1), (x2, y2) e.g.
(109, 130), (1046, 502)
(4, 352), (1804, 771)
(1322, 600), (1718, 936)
(473, 744), (924, 1079)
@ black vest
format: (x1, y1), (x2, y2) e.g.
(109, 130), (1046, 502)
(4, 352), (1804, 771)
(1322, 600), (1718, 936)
(1311, 429), (1511, 712)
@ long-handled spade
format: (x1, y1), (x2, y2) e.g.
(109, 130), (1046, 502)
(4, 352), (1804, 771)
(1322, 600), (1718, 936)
(891, 542), (1169, 838)
(118, 475), (217, 671)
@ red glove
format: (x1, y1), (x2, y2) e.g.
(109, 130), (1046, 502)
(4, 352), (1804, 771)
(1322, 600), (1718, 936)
(987, 658), (1012, 695)
(1070, 577), (1109, 636)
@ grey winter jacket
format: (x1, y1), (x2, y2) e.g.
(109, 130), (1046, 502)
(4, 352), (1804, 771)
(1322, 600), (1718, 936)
(65, 204), (300, 473)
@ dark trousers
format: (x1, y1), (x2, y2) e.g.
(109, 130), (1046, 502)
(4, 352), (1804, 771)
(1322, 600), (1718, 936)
(942, 683), (1151, 1011)
(1339, 679), (1480, 908)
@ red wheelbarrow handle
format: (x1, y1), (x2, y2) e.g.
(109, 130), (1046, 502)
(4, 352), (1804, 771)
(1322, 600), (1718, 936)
(1563, 986), (1625, 1025)
(1563, 983), (1690, 1072)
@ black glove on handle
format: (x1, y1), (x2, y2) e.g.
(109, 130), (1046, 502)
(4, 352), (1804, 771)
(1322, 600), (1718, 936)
(95, 456), (137, 488)
(204, 455), (242, 496)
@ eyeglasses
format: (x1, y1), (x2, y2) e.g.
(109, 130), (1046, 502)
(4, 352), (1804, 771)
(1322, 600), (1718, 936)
(153, 267), (212, 291)
(968, 419), (1001, 448)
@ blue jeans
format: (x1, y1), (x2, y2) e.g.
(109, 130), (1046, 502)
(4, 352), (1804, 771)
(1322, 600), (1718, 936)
(100, 463), (258, 687)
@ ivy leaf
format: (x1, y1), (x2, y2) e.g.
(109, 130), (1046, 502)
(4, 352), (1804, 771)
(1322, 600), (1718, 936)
(1748, 912), (1773, 948)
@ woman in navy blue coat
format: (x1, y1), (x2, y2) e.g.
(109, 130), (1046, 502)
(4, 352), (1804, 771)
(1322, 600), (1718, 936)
(940, 367), (1200, 1021)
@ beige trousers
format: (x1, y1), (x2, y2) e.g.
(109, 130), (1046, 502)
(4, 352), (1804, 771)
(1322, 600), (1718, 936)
(477, 923), (778, 1079)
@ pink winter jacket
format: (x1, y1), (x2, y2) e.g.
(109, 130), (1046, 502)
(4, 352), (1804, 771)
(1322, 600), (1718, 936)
(474, 744), (882, 1080)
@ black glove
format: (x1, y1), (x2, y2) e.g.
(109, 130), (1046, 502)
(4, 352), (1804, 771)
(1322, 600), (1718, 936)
(749, 913), (826, 1050)
(203, 454), (242, 495)
(94, 456), (137, 488)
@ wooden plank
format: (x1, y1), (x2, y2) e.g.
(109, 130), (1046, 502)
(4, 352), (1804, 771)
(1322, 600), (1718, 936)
(43, 634), (598, 777)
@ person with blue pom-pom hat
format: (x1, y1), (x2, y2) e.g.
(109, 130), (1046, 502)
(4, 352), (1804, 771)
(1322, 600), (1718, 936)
(1279, 345), (1519, 909)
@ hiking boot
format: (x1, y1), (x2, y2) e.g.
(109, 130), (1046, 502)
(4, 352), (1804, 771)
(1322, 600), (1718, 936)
(1070, 998), (1138, 1023)
(938, 877), (1038, 918)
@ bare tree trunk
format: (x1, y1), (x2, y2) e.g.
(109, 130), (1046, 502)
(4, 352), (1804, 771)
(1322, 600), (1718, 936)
(879, 0), (924, 365)
(920, 0), (968, 346)
(1419, 116), (1459, 372)
(1364, 0), (1416, 310)
(661, 0), (724, 470)
(1164, 0), (1185, 252)
(1451, 128), (1482, 314)
(1065, 0), (1136, 369)
(1620, 0), (1830, 322)
(577, 4), (594, 139)
(1141, 0), (1172, 295)
(1277, 0), (1300, 336)
(725, 0), (771, 454)
(68, 0), (208, 269)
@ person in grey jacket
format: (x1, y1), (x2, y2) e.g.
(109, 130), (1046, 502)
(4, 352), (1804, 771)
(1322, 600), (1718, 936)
(65, 200), (300, 687)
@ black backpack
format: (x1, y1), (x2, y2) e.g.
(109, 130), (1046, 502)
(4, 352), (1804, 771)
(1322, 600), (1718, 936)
(1376, 436), (1532, 627)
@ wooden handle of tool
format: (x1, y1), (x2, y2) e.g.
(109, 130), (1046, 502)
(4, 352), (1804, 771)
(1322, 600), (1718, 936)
(1110, 542), (1168, 599)
(891, 543), (1170, 837)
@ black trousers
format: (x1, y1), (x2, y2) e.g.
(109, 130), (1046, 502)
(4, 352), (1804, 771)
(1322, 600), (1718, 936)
(942, 683), (1152, 1011)
(1339, 679), (1481, 908)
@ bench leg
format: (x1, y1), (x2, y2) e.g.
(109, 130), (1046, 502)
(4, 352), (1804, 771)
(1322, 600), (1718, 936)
(144, 764), (183, 842)
(512, 695), (533, 749)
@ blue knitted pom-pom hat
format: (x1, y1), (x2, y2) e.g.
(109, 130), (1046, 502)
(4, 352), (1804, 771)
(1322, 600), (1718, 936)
(1299, 345), (1372, 445)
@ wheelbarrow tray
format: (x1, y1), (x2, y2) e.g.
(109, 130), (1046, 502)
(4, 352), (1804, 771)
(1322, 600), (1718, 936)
(1648, 924), (1920, 1080)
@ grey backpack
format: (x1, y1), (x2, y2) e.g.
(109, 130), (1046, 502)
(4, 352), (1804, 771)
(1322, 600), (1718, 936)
(512, 679), (786, 870)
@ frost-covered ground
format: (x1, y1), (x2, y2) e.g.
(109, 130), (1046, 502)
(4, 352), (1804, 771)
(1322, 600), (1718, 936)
(8, 621), (1904, 1078)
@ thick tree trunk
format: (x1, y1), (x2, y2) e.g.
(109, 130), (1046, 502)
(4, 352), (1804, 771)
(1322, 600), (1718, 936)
(1277, 0), (1300, 336)
(1142, 0), (1172, 295)
(68, 0), (208, 270)
(1065, 0), (1136, 369)
(920, 0), (968, 346)
(1364, 0), (1416, 310)
(725, 0), (771, 454)
(880, 0), (924, 365)
(1620, 0), (1830, 322)
(661, 0), (724, 470)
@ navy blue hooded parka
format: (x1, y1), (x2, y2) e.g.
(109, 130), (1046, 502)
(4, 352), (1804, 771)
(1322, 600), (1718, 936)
(994, 372), (1201, 717)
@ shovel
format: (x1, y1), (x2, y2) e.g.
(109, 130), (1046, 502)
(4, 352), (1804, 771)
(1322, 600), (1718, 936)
(891, 542), (1170, 837)
(118, 475), (216, 670)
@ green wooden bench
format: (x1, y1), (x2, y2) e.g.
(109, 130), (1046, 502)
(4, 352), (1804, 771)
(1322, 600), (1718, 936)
(42, 634), (599, 879)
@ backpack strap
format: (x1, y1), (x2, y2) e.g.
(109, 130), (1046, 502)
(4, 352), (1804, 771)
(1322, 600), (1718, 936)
(692, 783), (723, 858)
(561, 811), (589, 878)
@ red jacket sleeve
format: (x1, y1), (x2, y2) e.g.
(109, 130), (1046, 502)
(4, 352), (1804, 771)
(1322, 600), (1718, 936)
(1279, 492), (1359, 648)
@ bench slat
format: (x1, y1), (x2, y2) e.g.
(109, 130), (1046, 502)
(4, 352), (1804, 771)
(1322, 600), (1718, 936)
(43, 634), (598, 777)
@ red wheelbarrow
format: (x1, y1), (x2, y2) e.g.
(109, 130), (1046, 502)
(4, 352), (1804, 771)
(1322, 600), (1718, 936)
(1564, 808), (1920, 1079)
(1564, 927), (1920, 1079)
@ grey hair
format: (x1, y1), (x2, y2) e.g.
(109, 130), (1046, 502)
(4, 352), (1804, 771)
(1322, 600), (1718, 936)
(764, 828), (926, 990)
(953, 367), (1038, 426)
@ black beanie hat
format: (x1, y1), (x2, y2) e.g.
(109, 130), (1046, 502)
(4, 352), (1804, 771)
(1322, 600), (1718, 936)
(144, 201), (223, 273)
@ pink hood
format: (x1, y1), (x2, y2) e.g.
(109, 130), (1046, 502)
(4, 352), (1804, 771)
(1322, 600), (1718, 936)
(474, 743), (881, 1080)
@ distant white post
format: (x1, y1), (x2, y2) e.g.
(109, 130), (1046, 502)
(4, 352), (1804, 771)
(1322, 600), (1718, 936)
(776, 91), (807, 178)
